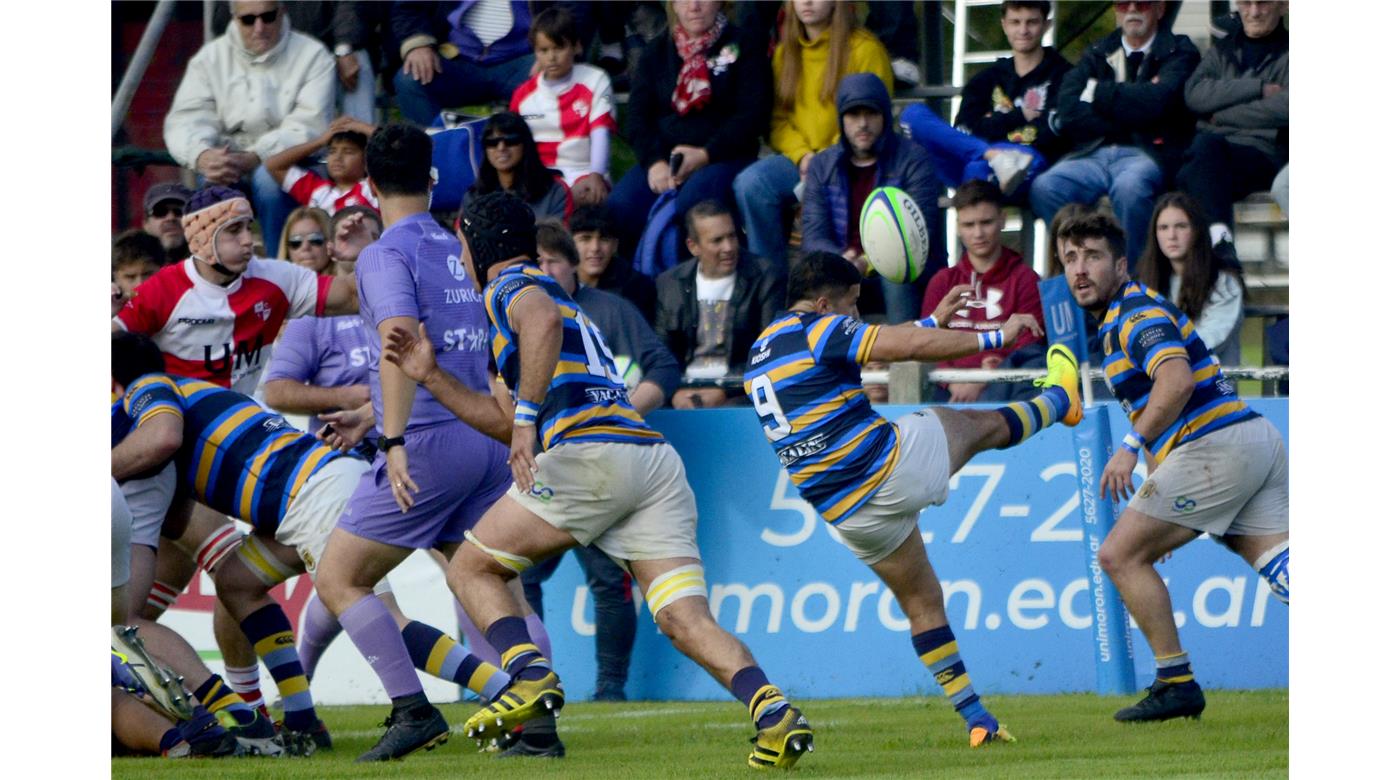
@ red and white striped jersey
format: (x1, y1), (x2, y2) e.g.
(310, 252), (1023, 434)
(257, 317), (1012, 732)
(510, 63), (616, 186)
(282, 166), (379, 214)
(114, 258), (332, 395)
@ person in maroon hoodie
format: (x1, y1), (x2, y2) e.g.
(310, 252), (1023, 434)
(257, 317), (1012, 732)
(920, 180), (1044, 403)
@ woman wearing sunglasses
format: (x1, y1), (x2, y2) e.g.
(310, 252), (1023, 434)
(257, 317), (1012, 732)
(463, 112), (573, 224)
(278, 206), (334, 274)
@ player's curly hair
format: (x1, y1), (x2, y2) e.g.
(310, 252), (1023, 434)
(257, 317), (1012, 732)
(458, 191), (537, 286)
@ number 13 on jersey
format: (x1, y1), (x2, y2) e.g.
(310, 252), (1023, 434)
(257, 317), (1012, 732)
(749, 375), (791, 441)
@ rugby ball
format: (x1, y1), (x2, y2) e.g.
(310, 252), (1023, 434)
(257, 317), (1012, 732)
(613, 355), (643, 391)
(859, 186), (929, 284)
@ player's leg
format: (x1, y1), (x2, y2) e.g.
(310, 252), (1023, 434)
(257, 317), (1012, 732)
(211, 532), (326, 749)
(1218, 419), (1290, 604)
(938, 343), (1083, 472)
(297, 592), (341, 680)
(377, 590), (514, 705)
(450, 496), (576, 746)
(171, 506), (274, 722)
(112, 479), (133, 626)
(601, 442), (813, 768)
(1096, 509), (1205, 721)
(868, 527), (1013, 747)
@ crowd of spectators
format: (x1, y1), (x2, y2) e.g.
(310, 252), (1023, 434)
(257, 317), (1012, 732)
(120, 0), (1289, 409)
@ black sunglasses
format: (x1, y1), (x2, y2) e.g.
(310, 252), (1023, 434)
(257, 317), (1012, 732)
(483, 134), (524, 149)
(288, 233), (326, 249)
(149, 204), (183, 219)
(238, 9), (279, 26)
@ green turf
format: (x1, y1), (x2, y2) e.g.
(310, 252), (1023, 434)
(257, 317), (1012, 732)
(113, 690), (1286, 778)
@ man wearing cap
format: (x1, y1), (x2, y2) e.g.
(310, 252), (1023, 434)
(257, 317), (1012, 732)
(308, 124), (516, 762)
(114, 185), (359, 396)
(142, 183), (193, 266)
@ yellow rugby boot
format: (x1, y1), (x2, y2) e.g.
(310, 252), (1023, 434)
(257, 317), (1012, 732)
(969, 721), (1017, 748)
(464, 671), (565, 749)
(747, 706), (814, 769)
(1034, 343), (1083, 426)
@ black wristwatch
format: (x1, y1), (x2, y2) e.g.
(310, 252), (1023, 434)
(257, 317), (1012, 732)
(376, 435), (406, 453)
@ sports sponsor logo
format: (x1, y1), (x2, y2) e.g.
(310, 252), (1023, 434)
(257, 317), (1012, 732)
(261, 416), (290, 433)
(1172, 496), (1197, 514)
(447, 254), (467, 281)
(444, 287), (482, 304)
(751, 347), (771, 364)
(177, 317), (217, 325)
(777, 433), (829, 466)
(841, 318), (861, 336)
(585, 387), (628, 404)
(530, 482), (555, 502)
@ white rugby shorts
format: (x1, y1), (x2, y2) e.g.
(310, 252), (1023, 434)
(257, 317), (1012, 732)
(276, 457), (388, 594)
(505, 440), (701, 564)
(833, 411), (950, 564)
(121, 463), (176, 549)
(1129, 416), (1288, 536)
(112, 479), (133, 589)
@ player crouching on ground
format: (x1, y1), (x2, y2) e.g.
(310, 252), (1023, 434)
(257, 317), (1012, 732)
(381, 191), (815, 770)
(1059, 212), (1288, 723)
(745, 251), (1079, 748)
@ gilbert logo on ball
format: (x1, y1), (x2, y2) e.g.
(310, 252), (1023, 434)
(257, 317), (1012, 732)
(859, 186), (929, 284)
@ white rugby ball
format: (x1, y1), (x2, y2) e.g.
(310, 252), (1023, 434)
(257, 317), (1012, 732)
(859, 186), (929, 284)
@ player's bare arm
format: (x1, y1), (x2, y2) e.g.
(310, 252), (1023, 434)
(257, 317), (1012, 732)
(322, 275), (360, 315)
(111, 413), (183, 481)
(377, 315), (420, 511)
(867, 313), (1042, 363)
(318, 401), (374, 451)
(264, 380), (370, 416)
(505, 286), (564, 491)
(1101, 355), (1194, 502)
(382, 322), (512, 445)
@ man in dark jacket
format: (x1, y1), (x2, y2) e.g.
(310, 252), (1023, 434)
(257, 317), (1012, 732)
(1178, 1), (1288, 266)
(802, 72), (945, 323)
(901, 0), (1071, 200)
(1029, 0), (1200, 267)
(606, 2), (772, 261)
(656, 201), (785, 408)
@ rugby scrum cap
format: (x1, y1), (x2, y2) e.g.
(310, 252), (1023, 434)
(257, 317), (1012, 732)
(182, 186), (253, 264)
(459, 191), (537, 285)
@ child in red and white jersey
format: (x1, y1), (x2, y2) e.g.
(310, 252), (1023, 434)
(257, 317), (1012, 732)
(510, 6), (616, 206)
(266, 117), (379, 215)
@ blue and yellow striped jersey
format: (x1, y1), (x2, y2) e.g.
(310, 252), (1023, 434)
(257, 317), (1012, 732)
(484, 264), (664, 451)
(1098, 281), (1257, 460)
(744, 312), (896, 524)
(121, 373), (348, 532)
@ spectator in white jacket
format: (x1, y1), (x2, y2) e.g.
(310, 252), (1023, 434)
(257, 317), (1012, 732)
(163, 1), (335, 251)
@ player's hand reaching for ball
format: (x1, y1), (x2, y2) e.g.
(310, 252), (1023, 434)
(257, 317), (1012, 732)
(383, 322), (439, 384)
(1100, 446), (1139, 503)
(999, 313), (1043, 344)
(509, 423), (540, 493)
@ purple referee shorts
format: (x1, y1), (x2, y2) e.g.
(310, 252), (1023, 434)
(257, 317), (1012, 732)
(337, 419), (510, 550)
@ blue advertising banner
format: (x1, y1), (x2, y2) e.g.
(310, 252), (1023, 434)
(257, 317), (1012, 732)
(536, 401), (1289, 701)
(1038, 276), (1091, 362)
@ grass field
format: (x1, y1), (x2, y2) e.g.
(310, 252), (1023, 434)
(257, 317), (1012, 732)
(113, 690), (1287, 778)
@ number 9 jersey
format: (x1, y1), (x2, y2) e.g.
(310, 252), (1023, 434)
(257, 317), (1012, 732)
(744, 312), (897, 524)
(484, 263), (664, 451)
